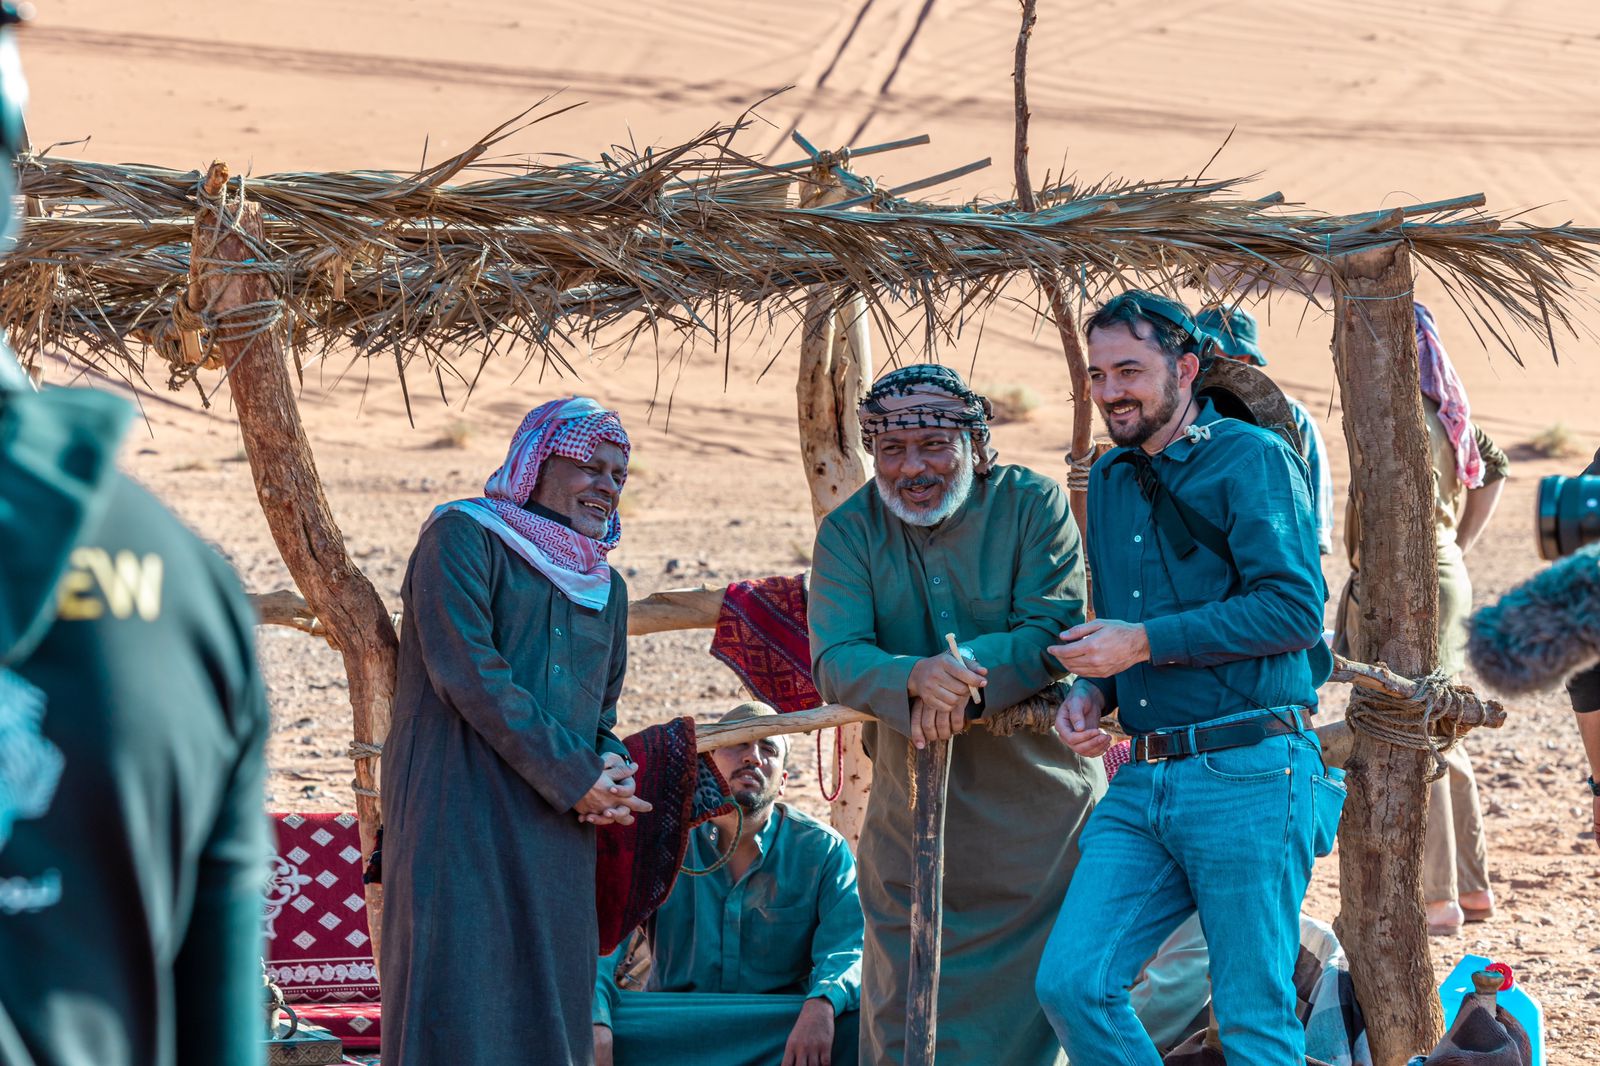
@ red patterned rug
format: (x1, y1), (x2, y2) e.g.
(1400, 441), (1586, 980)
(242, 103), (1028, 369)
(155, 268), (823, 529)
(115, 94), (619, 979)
(710, 574), (820, 713)
(266, 812), (381, 1049)
(596, 717), (733, 955)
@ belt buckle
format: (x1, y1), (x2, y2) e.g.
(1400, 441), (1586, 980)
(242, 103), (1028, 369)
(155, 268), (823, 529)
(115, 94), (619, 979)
(1138, 735), (1163, 763)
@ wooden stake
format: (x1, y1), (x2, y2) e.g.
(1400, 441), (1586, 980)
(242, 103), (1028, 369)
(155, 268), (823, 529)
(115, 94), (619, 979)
(797, 162), (875, 848)
(194, 166), (397, 969)
(1328, 240), (1445, 1064)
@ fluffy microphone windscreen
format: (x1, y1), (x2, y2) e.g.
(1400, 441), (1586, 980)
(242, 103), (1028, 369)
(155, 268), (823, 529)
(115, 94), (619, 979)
(1468, 541), (1600, 694)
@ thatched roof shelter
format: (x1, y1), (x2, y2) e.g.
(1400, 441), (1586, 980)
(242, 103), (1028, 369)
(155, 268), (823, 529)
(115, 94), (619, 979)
(6, 112), (1599, 408)
(3, 107), (1590, 1064)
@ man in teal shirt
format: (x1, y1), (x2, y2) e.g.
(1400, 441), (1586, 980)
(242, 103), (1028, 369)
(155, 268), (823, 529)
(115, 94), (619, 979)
(593, 703), (862, 1066)
(1035, 291), (1336, 1066)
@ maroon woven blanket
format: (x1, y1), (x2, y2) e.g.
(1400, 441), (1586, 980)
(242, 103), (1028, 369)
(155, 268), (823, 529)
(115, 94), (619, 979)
(595, 716), (733, 955)
(709, 574), (821, 713)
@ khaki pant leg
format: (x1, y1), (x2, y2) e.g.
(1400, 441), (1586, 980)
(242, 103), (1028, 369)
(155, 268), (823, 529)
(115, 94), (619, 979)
(1423, 765), (1458, 904)
(1423, 745), (1490, 902)
(1447, 743), (1490, 896)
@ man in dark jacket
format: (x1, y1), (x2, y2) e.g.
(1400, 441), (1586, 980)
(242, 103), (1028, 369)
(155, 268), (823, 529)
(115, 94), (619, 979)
(0, 17), (271, 1063)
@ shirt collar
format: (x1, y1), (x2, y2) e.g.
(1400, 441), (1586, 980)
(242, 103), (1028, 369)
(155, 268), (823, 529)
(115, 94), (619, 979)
(749, 803), (786, 858)
(698, 803), (787, 882)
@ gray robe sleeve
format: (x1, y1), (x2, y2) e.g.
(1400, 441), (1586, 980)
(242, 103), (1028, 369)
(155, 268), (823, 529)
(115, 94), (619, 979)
(407, 516), (604, 812)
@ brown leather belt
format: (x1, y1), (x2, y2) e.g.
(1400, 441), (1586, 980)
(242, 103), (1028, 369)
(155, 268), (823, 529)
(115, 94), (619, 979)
(1131, 709), (1308, 763)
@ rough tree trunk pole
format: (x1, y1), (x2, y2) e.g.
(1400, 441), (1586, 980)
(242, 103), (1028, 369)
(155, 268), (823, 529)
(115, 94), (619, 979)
(192, 162), (398, 965)
(1328, 241), (1444, 1064)
(1014, 0), (1094, 539)
(797, 162), (874, 848)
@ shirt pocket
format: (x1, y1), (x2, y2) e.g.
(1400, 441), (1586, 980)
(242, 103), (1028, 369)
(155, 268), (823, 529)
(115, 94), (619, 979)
(969, 595), (1010, 635)
(742, 901), (817, 987)
(1142, 543), (1233, 612)
(567, 610), (615, 701)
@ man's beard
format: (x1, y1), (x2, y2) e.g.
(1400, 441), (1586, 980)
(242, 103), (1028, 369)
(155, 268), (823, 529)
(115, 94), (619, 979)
(874, 437), (977, 528)
(1106, 373), (1183, 448)
(730, 769), (782, 813)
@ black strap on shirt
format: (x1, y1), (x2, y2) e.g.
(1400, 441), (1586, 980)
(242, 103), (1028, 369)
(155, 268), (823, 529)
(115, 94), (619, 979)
(1109, 450), (1233, 566)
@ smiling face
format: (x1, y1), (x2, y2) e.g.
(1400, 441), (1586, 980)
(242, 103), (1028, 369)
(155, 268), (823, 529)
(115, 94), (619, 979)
(528, 440), (628, 539)
(871, 427), (976, 527)
(710, 736), (787, 814)
(1087, 321), (1201, 452)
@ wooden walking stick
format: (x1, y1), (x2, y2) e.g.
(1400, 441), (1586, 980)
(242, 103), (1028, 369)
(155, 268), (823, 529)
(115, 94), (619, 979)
(905, 636), (978, 1064)
(906, 731), (952, 1066)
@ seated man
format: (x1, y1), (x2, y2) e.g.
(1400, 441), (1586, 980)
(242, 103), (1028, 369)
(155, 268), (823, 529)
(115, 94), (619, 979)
(593, 702), (862, 1066)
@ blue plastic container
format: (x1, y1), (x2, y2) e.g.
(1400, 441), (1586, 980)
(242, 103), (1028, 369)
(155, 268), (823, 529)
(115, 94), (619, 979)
(1438, 954), (1543, 1066)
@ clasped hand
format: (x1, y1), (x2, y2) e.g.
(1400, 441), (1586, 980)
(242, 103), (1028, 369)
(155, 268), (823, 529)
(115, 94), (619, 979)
(906, 650), (986, 750)
(1054, 680), (1113, 758)
(575, 751), (653, 826)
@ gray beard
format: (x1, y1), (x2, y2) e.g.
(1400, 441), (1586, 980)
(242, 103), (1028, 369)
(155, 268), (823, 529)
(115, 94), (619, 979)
(874, 440), (977, 528)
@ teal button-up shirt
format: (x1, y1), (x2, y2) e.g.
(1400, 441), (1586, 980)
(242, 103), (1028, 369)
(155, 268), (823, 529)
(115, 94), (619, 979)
(1086, 400), (1330, 733)
(593, 804), (863, 1025)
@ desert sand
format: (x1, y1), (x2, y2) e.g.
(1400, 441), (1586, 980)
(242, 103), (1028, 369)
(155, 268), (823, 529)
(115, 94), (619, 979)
(17, 0), (1600, 1059)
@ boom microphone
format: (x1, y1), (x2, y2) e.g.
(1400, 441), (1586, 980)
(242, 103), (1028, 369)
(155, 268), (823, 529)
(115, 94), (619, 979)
(1468, 541), (1600, 694)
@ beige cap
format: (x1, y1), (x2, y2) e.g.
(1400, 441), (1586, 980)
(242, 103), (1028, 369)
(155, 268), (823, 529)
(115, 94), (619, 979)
(718, 700), (780, 725)
(715, 700), (787, 758)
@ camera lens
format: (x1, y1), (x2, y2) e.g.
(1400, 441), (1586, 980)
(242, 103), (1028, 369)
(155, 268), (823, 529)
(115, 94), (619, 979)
(1537, 475), (1600, 560)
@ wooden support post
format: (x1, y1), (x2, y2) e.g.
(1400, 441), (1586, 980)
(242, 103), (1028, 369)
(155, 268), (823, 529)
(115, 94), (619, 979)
(798, 162), (874, 848)
(1328, 241), (1444, 1064)
(195, 162), (397, 966)
(1014, 0), (1094, 539)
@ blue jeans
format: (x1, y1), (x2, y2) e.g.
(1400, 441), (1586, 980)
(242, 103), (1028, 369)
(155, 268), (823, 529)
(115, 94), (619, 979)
(1035, 709), (1323, 1065)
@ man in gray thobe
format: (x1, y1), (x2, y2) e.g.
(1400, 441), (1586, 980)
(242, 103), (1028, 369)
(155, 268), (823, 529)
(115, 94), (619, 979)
(808, 364), (1104, 1065)
(380, 397), (651, 1066)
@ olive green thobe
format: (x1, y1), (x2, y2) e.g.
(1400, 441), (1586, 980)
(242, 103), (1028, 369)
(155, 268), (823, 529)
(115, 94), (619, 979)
(809, 465), (1105, 1066)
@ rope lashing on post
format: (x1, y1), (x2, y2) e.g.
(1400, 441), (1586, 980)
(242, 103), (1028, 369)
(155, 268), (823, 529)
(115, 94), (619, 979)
(1064, 450), (1096, 494)
(348, 739), (384, 798)
(905, 688), (1062, 806)
(165, 170), (289, 396)
(1342, 665), (1502, 782)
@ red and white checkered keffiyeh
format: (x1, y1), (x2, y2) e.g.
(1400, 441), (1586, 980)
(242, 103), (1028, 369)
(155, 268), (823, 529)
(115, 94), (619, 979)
(1414, 302), (1484, 490)
(424, 397), (630, 609)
